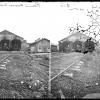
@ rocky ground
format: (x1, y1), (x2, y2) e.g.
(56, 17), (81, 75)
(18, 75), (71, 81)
(0, 51), (49, 99)
(51, 52), (100, 99)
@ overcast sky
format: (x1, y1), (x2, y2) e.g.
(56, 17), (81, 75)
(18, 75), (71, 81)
(0, 2), (100, 44)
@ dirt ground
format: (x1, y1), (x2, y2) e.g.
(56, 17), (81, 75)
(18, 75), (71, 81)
(1, 51), (100, 98)
(51, 52), (100, 99)
(0, 51), (49, 99)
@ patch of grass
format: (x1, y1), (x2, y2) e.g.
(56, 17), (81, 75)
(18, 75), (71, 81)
(0, 52), (49, 99)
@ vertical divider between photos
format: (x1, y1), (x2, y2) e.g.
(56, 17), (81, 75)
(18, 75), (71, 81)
(48, 41), (51, 93)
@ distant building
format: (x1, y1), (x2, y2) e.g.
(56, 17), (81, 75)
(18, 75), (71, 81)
(29, 38), (50, 53)
(0, 30), (28, 51)
(58, 31), (97, 53)
(51, 44), (58, 52)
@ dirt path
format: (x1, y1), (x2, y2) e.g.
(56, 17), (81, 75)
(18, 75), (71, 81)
(51, 52), (83, 79)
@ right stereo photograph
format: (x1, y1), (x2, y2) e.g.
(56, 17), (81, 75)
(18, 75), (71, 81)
(50, 2), (100, 99)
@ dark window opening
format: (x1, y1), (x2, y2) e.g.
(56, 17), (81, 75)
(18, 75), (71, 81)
(10, 39), (21, 51)
(0, 38), (10, 51)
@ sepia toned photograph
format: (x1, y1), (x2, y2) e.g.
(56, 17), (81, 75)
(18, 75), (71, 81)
(0, 1), (100, 99)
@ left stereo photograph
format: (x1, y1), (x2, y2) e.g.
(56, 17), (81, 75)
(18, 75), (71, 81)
(0, 30), (51, 98)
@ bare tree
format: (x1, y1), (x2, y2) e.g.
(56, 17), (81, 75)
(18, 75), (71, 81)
(68, 5), (100, 43)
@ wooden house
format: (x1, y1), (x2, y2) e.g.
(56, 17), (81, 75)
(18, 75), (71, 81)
(29, 38), (50, 53)
(58, 31), (97, 53)
(0, 30), (28, 51)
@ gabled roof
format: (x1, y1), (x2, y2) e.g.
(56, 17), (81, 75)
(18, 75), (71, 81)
(59, 32), (96, 43)
(30, 38), (50, 46)
(0, 30), (24, 40)
(51, 43), (57, 46)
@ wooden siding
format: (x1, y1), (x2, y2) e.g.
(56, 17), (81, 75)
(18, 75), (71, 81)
(30, 38), (50, 53)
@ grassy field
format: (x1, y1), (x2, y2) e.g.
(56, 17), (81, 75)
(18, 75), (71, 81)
(51, 52), (83, 78)
(1, 51), (100, 98)
(0, 51), (49, 98)
(51, 52), (100, 98)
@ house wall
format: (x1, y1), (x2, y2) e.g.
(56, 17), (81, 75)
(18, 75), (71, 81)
(58, 32), (97, 53)
(59, 40), (73, 53)
(0, 34), (28, 51)
(59, 40), (85, 53)
(30, 39), (50, 53)
(51, 45), (58, 52)
(59, 39), (96, 53)
(37, 42), (42, 52)
(21, 40), (29, 51)
(42, 39), (50, 52)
